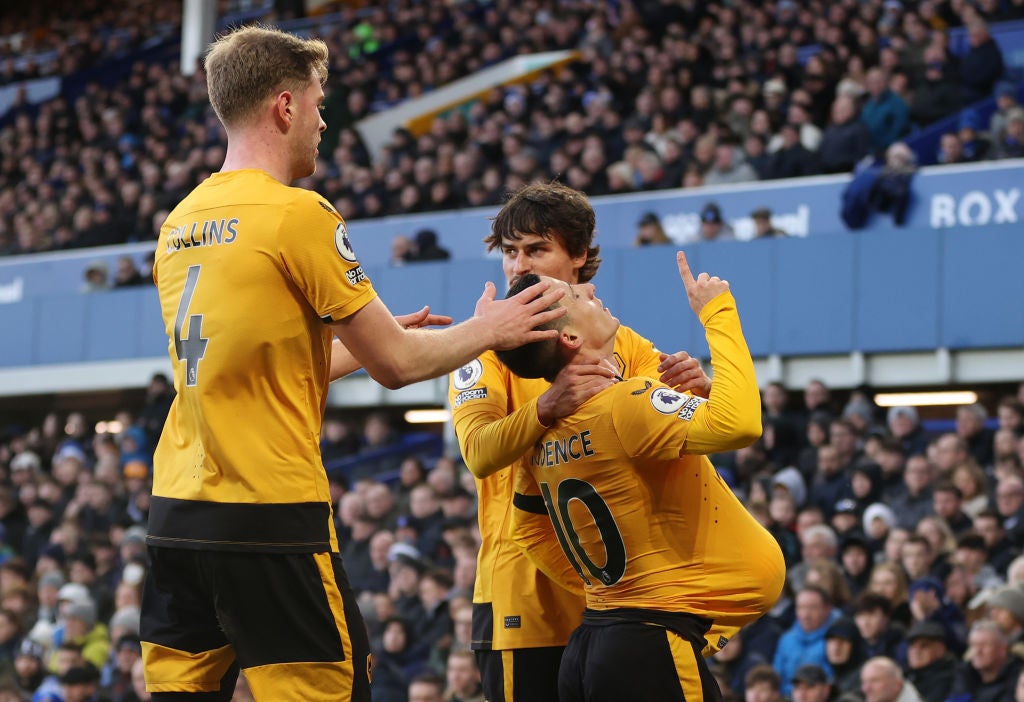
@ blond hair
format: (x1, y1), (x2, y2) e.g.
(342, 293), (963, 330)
(205, 25), (328, 128)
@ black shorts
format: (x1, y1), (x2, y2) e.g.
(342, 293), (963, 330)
(558, 609), (721, 702)
(140, 547), (371, 702)
(476, 646), (564, 702)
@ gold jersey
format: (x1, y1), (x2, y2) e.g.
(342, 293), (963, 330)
(510, 293), (785, 638)
(149, 169), (376, 553)
(449, 325), (663, 650)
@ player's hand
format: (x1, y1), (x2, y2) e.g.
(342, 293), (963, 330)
(677, 250), (729, 316)
(537, 358), (618, 425)
(658, 350), (711, 397)
(474, 280), (566, 350)
(395, 306), (453, 330)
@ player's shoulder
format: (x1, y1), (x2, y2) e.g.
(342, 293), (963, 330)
(613, 323), (655, 351)
(285, 186), (342, 219)
(450, 350), (505, 388)
(612, 378), (704, 417)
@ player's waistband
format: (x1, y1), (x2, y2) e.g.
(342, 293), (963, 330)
(147, 496), (334, 553)
(581, 608), (712, 646)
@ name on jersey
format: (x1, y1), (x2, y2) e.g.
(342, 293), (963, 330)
(454, 388), (488, 407)
(166, 218), (239, 253)
(532, 430), (594, 468)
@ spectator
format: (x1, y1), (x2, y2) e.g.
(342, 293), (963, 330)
(773, 585), (840, 697)
(697, 202), (735, 242)
(111, 256), (145, 289)
(390, 234), (415, 266)
(743, 133), (773, 180)
(989, 81), (1021, 142)
(959, 110), (994, 161)
(632, 211), (671, 247)
(991, 107), (1024, 160)
(751, 208), (786, 238)
(938, 131), (970, 165)
(887, 406), (930, 458)
(766, 122), (821, 180)
(371, 617), (430, 702)
(947, 620), (1022, 702)
(985, 583), (1024, 653)
(974, 509), (1020, 578)
(408, 672), (445, 702)
(81, 261), (111, 294)
(867, 562), (912, 629)
(853, 591), (904, 660)
(933, 481), (974, 537)
(959, 18), (1006, 105)
(998, 475), (1024, 548)
(58, 662), (102, 702)
(823, 617), (867, 696)
(789, 525), (839, 592)
(861, 67), (910, 151)
(910, 45), (962, 127)
(905, 619), (957, 702)
(889, 455), (937, 531)
(840, 534), (874, 597)
(954, 404), (994, 469)
(860, 656), (924, 702)
(408, 229), (451, 262)
(791, 664), (832, 702)
(444, 649), (483, 702)
(818, 95), (874, 174)
(704, 142), (759, 186)
(745, 663), (784, 702)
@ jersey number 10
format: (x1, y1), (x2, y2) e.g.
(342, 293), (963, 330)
(539, 479), (627, 587)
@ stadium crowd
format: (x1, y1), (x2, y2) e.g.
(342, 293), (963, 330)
(0, 0), (1022, 256)
(2, 372), (1024, 701)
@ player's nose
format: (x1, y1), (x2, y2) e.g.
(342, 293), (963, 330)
(512, 252), (530, 273)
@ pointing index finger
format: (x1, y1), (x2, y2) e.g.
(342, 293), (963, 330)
(676, 250), (696, 287)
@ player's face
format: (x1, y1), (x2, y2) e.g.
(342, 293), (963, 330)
(502, 233), (586, 287)
(543, 277), (619, 350)
(290, 72), (326, 180)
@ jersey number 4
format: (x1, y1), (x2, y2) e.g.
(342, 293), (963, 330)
(540, 479), (626, 587)
(173, 265), (209, 387)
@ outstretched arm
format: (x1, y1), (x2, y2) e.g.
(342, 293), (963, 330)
(330, 281), (565, 389)
(330, 306), (453, 381)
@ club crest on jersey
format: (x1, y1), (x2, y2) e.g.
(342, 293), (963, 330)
(334, 222), (357, 262)
(650, 388), (687, 414)
(453, 359), (483, 390)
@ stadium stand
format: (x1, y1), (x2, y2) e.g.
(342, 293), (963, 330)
(1, 1), (1024, 701)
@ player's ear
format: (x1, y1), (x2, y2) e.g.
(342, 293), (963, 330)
(559, 329), (583, 351)
(274, 91), (294, 127)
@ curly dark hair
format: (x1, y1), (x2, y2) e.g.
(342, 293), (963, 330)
(486, 182), (601, 283)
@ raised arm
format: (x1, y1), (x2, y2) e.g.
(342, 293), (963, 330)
(616, 252), (761, 458)
(675, 251), (761, 453)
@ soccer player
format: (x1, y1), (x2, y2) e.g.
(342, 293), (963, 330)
(448, 183), (711, 702)
(497, 253), (786, 702)
(142, 26), (567, 702)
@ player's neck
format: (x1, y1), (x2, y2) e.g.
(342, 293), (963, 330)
(221, 129), (293, 184)
(575, 350), (619, 379)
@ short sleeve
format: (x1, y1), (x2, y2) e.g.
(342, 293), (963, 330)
(277, 193), (377, 322)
